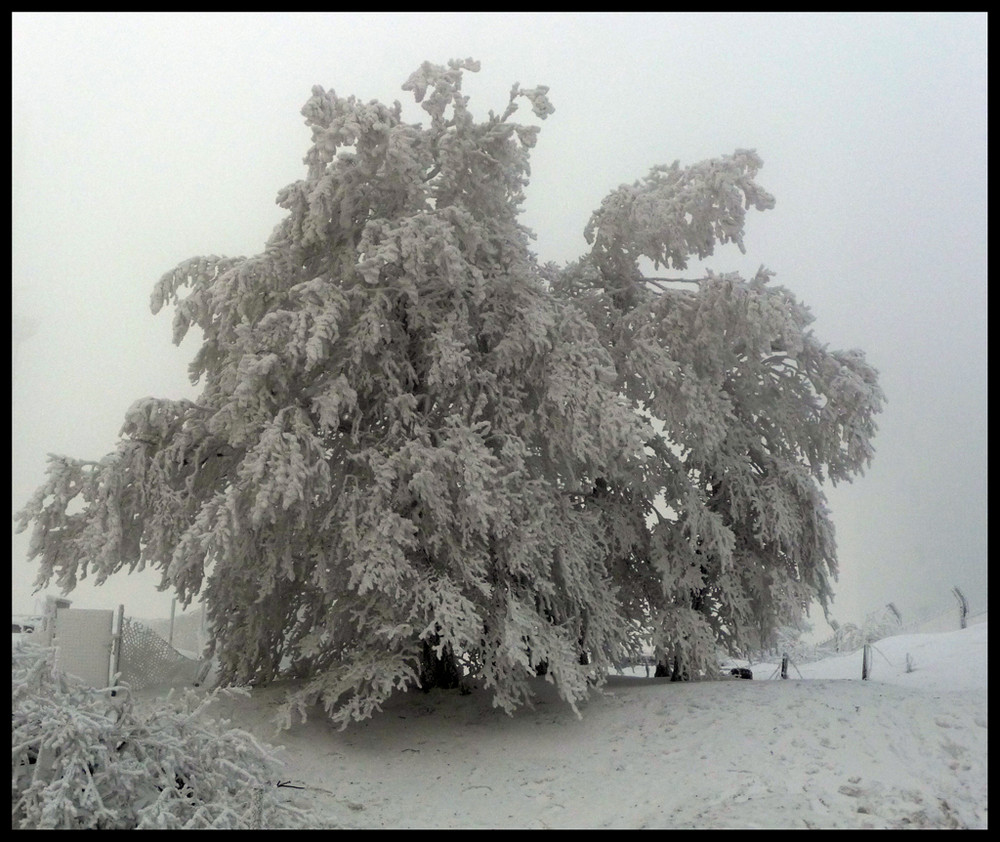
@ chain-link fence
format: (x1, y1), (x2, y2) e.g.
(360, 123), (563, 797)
(117, 615), (203, 692)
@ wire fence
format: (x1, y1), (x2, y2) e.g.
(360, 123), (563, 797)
(117, 615), (203, 692)
(807, 589), (986, 663)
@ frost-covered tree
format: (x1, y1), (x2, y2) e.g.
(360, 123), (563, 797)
(15, 59), (882, 726)
(16, 59), (649, 726)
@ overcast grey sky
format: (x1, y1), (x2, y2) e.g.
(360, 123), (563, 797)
(12, 13), (986, 634)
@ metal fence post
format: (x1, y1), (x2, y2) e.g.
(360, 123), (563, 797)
(952, 587), (968, 630)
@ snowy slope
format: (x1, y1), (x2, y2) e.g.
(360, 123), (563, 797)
(187, 620), (986, 829)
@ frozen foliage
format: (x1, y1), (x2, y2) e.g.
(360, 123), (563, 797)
(816, 605), (906, 657)
(552, 155), (884, 678)
(15, 59), (883, 727)
(11, 642), (315, 829)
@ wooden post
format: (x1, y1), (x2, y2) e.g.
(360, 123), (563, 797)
(199, 601), (208, 656)
(861, 644), (871, 680)
(781, 654), (789, 680)
(110, 604), (125, 689)
(251, 784), (265, 829)
(169, 597), (177, 648)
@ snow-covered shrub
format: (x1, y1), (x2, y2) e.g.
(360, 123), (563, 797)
(815, 608), (904, 658)
(12, 641), (315, 829)
(766, 622), (821, 664)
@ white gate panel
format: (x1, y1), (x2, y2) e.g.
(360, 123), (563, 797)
(53, 609), (114, 688)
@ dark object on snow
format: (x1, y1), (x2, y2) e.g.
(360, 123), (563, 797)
(730, 667), (753, 680)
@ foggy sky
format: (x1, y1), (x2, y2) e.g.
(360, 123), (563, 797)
(12, 13), (987, 634)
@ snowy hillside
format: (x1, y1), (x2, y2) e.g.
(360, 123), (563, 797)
(187, 620), (987, 829)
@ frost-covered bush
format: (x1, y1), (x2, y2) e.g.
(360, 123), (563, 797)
(766, 622), (822, 665)
(812, 608), (904, 658)
(12, 642), (315, 829)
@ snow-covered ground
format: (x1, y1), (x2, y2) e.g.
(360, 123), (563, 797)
(187, 620), (986, 829)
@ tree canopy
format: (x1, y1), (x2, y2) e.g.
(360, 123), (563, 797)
(16, 59), (884, 727)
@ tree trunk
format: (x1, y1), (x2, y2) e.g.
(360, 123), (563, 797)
(670, 654), (690, 682)
(419, 638), (462, 691)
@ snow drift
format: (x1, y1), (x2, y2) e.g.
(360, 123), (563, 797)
(191, 620), (986, 829)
